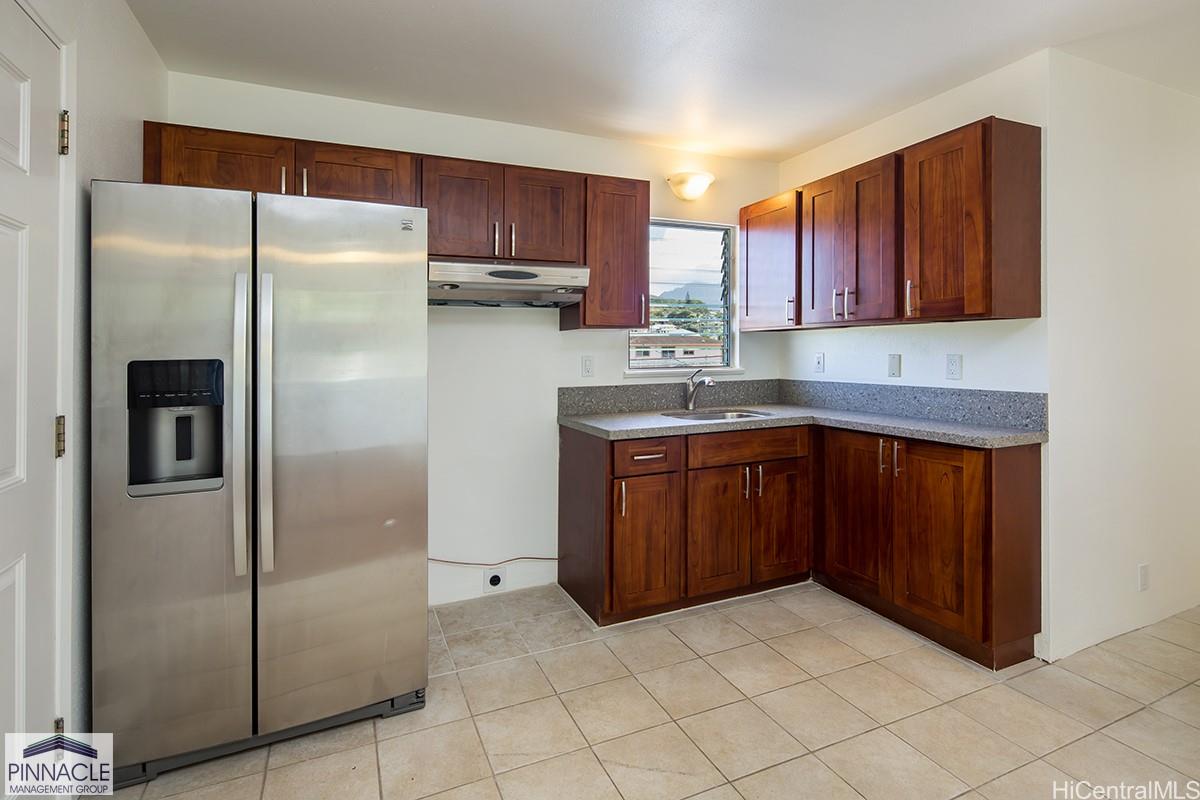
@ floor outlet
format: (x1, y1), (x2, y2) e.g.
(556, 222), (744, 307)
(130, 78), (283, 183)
(581, 355), (594, 378)
(946, 354), (963, 381)
(887, 354), (902, 378)
(484, 567), (507, 593)
(814, 352), (825, 374)
(1138, 563), (1149, 592)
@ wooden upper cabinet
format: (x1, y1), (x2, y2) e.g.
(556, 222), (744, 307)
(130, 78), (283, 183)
(800, 175), (842, 325)
(902, 117), (1040, 320)
(739, 190), (799, 331)
(611, 472), (683, 613)
(687, 465), (751, 596)
(842, 154), (899, 322)
(891, 440), (985, 639)
(561, 175), (650, 330)
(295, 141), (418, 206)
(822, 429), (891, 599)
(422, 157), (505, 258)
(147, 122), (294, 195)
(750, 457), (811, 583)
(503, 166), (583, 262)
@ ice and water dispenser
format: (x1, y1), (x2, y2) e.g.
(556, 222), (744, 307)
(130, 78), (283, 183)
(127, 359), (224, 497)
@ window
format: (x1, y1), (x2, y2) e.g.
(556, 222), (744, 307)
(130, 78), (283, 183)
(628, 220), (734, 371)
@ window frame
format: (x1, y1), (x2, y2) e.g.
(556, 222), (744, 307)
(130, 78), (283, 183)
(624, 217), (742, 378)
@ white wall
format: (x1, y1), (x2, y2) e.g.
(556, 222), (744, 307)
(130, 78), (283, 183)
(166, 74), (783, 603)
(25, 0), (167, 731)
(776, 51), (1049, 393)
(1043, 51), (1200, 658)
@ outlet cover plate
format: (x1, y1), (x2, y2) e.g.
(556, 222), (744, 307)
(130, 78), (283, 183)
(814, 352), (825, 373)
(581, 355), (594, 378)
(887, 354), (902, 378)
(946, 354), (963, 381)
(483, 566), (507, 593)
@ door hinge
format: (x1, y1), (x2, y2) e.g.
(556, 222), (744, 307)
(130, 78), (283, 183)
(58, 110), (69, 155)
(54, 717), (64, 734)
(55, 415), (65, 458)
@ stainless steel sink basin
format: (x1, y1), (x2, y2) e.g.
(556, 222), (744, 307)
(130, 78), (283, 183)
(662, 409), (772, 421)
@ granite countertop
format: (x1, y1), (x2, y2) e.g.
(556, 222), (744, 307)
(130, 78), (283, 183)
(558, 403), (1047, 449)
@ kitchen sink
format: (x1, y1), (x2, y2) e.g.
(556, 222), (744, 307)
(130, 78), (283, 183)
(662, 409), (772, 421)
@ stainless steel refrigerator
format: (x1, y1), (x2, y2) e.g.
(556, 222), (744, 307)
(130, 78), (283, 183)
(90, 181), (428, 784)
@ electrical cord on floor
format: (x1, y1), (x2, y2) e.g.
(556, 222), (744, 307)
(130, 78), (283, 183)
(427, 555), (558, 567)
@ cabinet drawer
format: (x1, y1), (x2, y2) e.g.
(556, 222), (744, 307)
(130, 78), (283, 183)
(687, 427), (809, 469)
(613, 437), (682, 477)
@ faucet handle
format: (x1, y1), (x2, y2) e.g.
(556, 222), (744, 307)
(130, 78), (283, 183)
(687, 368), (703, 385)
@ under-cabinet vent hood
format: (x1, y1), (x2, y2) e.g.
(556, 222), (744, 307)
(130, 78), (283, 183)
(428, 261), (589, 308)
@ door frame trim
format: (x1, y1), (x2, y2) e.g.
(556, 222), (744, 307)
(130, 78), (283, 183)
(15, 0), (77, 734)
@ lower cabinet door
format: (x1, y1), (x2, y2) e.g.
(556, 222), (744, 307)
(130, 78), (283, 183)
(751, 458), (811, 583)
(892, 440), (985, 640)
(687, 466), (751, 596)
(611, 473), (682, 612)
(823, 430), (891, 598)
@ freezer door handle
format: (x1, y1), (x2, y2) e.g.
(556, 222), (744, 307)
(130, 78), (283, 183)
(259, 272), (276, 573)
(231, 272), (249, 576)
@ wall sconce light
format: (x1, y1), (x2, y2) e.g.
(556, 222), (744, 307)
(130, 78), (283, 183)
(666, 171), (715, 201)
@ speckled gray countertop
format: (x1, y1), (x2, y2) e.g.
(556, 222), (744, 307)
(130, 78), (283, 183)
(558, 403), (1047, 448)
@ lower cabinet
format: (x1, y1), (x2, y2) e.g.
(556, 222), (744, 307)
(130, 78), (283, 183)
(611, 472), (682, 612)
(559, 423), (1039, 669)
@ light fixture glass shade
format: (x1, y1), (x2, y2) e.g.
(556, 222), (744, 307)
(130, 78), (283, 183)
(666, 171), (715, 201)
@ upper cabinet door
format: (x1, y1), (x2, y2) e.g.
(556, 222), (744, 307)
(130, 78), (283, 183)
(422, 157), (505, 258)
(739, 191), (799, 331)
(799, 176), (842, 325)
(891, 440), (985, 640)
(502, 166), (583, 262)
(156, 124), (295, 195)
(842, 154), (899, 322)
(822, 430), (891, 599)
(563, 175), (650, 329)
(295, 142), (418, 206)
(750, 457), (811, 583)
(902, 121), (987, 319)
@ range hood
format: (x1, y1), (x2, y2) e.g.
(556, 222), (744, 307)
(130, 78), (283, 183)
(428, 260), (589, 308)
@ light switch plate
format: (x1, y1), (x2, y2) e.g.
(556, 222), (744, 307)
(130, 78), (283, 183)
(814, 352), (825, 373)
(946, 354), (963, 381)
(1138, 563), (1149, 592)
(887, 354), (902, 378)
(581, 355), (594, 378)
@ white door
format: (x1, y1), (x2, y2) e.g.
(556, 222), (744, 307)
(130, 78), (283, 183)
(0, 0), (61, 738)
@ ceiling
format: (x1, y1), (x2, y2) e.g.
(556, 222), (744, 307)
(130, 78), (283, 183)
(128, 0), (1195, 161)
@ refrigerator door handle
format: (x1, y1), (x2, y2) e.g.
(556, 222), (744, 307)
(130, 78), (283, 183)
(231, 272), (249, 577)
(259, 272), (276, 573)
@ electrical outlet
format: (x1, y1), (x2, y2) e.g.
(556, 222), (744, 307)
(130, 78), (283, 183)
(946, 354), (963, 381)
(887, 354), (902, 378)
(1138, 563), (1149, 592)
(483, 566), (507, 593)
(814, 352), (825, 373)
(581, 355), (594, 378)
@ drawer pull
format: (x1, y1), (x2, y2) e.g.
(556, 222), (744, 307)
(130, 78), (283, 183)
(631, 453), (665, 461)
(620, 480), (626, 517)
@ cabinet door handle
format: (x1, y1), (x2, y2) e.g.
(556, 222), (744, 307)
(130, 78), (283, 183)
(785, 296), (795, 324)
(844, 286), (854, 318)
(894, 440), (902, 477)
(493, 222), (500, 257)
(280, 165), (286, 194)
(620, 480), (626, 517)
(302, 167), (308, 197)
(632, 453), (665, 461)
(832, 289), (841, 318)
(879, 438), (885, 474)
(905, 279), (914, 317)
(510, 223), (516, 257)
(757, 464), (764, 497)
(743, 466), (750, 499)
(641, 293), (647, 327)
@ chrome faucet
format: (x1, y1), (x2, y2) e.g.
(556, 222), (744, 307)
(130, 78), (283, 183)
(685, 369), (717, 410)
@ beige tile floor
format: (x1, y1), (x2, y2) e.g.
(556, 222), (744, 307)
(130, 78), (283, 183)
(117, 582), (1200, 800)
